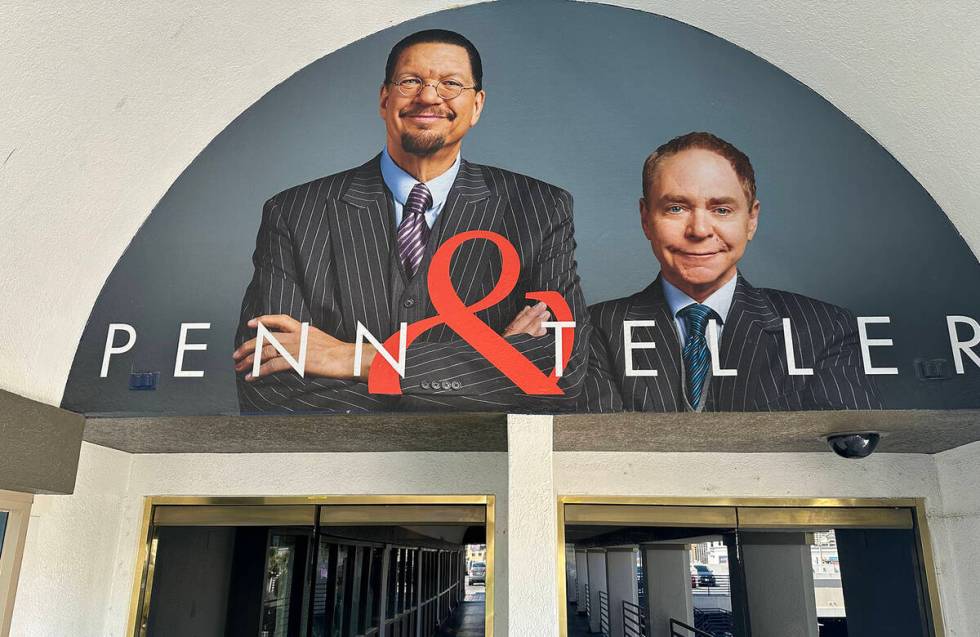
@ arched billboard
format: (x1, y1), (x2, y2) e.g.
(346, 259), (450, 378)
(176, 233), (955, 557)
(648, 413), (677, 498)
(63, 1), (980, 416)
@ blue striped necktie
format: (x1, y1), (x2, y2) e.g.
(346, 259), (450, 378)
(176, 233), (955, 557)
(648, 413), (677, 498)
(678, 303), (717, 408)
(396, 183), (433, 277)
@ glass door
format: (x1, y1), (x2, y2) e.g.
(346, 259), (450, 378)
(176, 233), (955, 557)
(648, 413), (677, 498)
(133, 497), (493, 637)
(559, 499), (941, 637)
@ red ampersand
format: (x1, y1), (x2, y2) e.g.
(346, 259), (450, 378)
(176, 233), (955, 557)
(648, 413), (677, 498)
(367, 230), (575, 395)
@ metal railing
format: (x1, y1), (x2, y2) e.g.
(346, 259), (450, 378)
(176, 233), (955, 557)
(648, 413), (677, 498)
(623, 599), (646, 637)
(598, 591), (611, 637)
(692, 607), (735, 637)
(670, 618), (715, 637)
(691, 573), (732, 596)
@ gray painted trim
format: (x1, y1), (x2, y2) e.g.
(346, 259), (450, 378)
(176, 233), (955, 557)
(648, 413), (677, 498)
(553, 410), (980, 454)
(81, 409), (980, 454)
(83, 412), (508, 453)
(0, 389), (84, 494)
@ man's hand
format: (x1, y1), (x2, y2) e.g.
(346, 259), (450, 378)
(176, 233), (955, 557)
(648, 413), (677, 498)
(232, 315), (376, 382)
(503, 301), (551, 337)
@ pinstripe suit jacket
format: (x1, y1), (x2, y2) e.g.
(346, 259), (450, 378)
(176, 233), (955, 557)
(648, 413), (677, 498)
(582, 275), (883, 412)
(235, 155), (590, 412)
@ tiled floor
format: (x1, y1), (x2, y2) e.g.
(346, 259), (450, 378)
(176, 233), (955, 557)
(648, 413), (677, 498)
(434, 600), (486, 637)
(567, 602), (594, 636)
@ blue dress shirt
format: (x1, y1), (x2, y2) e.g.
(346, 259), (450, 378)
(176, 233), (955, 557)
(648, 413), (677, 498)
(380, 147), (461, 229)
(661, 273), (738, 343)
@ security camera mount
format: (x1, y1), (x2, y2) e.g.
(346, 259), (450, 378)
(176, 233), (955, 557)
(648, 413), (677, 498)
(824, 432), (881, 459)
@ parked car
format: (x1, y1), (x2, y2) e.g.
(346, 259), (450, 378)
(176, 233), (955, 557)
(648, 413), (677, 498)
(469, 561), (486, 585)
(692, 564), (717, 587)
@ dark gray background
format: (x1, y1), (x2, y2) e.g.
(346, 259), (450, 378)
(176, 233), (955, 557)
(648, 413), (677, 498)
(63, 0), (980, 415)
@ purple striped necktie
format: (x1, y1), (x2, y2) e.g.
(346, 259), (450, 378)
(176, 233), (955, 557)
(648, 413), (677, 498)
(396, 182), (433, 277)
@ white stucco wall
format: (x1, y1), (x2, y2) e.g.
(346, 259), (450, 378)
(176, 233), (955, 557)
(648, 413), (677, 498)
(10, 442), (509, 637)
(10, 443), (132, 637)
(1, 0), (978, 406)
(933, 440), (980, 637)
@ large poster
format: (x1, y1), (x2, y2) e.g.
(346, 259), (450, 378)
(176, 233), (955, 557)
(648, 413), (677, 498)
(62, 2), (980, 416)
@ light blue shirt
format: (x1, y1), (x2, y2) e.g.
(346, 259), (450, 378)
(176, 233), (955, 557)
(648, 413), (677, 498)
(380, 147), (461, 228)
(661, 273), (738, 344)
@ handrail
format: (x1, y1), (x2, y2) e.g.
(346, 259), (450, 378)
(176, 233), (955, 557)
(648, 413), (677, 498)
(598, 591), (611, 637)
(623, 599), (646, 637)
(669, 617), (715, 637)
(691, 573), (732, 595)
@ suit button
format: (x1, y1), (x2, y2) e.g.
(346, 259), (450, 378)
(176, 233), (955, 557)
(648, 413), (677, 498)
(430, 378), (440, 389)
(441, 380), (452, 390)
(402, 298), (416, 308)
(451, 380), (461, 390)
(421, 380), (430, 389)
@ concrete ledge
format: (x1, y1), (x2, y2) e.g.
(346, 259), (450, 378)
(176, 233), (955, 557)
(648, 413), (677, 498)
(83, 412), (508, 453)
(0, 389), (85, 493)
(553, 410), (980, 454)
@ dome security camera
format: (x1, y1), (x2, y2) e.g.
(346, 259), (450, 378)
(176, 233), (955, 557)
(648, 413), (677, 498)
(826, 432), (881, 459)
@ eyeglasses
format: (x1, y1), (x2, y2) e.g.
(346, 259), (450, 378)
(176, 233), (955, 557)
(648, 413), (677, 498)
(389, 76), (477, 100)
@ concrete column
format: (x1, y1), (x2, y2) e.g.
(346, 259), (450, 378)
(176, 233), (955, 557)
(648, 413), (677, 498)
(575, 549), (589, 614)
(641, 544), (693, 637)
(740, 532), (818, 637)
(507, 414), (558, 637)
(565, 544), (578, 604)
(605, 548), (639, 637)
(586, 549), (608, 633)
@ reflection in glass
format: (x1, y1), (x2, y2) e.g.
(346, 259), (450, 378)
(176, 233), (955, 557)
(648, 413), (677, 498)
(261, 534), (297, 637)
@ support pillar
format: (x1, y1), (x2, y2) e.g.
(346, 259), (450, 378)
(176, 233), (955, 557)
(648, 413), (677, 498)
(507, 414), (558, 637)
(641, 544), (693, 637)
(740, 532), (818, 637)
(605, 548), (639, 637)
(575, 549), (589, 613)
(586, 549), (608, 634)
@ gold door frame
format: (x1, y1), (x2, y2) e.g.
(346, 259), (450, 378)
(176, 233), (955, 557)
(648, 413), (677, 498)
(556, 496), (943, 637)
(127, 495), (495, 637)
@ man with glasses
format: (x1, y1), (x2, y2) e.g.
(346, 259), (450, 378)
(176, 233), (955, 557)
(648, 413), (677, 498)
(233, 29), (589, 412)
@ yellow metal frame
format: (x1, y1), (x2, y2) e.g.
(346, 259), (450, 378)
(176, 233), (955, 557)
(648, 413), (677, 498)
(555, 496), (944, 637)
(127, 494), (495, 637)
(0, 491), (33, 637)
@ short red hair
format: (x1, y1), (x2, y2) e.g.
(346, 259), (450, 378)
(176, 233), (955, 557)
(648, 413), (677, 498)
(642, 132), (756, 204)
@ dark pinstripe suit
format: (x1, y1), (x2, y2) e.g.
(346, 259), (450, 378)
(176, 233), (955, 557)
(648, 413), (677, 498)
(235, 155), (590, 412)
(583, 275), (883, 412)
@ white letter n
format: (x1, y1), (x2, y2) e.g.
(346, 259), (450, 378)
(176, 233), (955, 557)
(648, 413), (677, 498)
(252, 321), (308, 378)
(355, 322), (407, 378)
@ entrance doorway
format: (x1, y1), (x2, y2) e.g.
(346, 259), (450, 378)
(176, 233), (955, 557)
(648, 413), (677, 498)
(130, 496), (493, 637)
(558, 498), (942, 637)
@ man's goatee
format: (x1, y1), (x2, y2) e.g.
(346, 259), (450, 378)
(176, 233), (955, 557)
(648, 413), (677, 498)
(401, 132), (446, 157)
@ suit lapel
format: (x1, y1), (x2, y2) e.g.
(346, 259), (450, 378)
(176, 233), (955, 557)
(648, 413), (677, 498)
(431, 160), (502, 307)
(328, 155), (394, 338)
(716, 275), (784, 410)
(625, 278), (683, 411)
